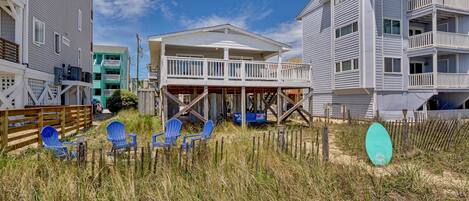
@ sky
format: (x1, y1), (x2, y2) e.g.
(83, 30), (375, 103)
(93, 0), (310, 79)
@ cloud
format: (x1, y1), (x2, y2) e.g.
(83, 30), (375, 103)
(94, 0), (159, 19)
(262, 21), (303, 59)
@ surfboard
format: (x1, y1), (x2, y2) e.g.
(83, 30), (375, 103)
(365, 122), (393, 166)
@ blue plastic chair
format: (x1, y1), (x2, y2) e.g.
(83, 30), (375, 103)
(152, 118), (182, 149)
(106, 121), (137, 151)
(181, 120), (214, 149)
(40, 126), (77, 159)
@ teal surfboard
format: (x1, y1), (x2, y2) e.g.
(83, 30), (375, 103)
(365, 123), (393, 166)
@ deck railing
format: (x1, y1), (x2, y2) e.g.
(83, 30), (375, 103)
(409, 73), (469, 88)
(408, 31), (469, 49)
(0, 37), (19, 63)
(102, 60), (121, 67)
(103, 74), (121, 81)
(163, 56), (311, 83)
(408, 0), (469, 11)
(0, 105), (92, 152)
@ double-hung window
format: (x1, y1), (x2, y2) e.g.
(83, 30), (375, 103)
(335, 22), (358, 38)
(384, 19), (401, 35)
(335, 58), (359, 72)
(33, 17), (45, 45)
(384, 57), (401, 73)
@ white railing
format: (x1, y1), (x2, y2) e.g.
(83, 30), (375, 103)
(409, 73), (469, 88)
(162, 56), (311, 84)
(435, 31), (469, 49)
(408, 31), (469, 49)
(409, 32), (433, 49)
(104, 89), (118, 97)
(104, 74), (120, 81)
(437, 73), (469, 88)
(408, 0), (432, 11)
(408, 0), (469, 11)
(409, 73), (434, 88)
(102, 60), (121, 67)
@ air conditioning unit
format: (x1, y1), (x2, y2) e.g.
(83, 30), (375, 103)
(54, 67), (63, 85)
(67, 65), (82, 81)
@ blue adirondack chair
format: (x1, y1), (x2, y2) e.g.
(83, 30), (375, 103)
(40, 126), (78, 159)
(152, 118), (183, 149)
(106, 121), (137, 151)
(181, 120), (215, 149)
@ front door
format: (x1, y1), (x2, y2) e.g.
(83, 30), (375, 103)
(410, 62), (424, 74)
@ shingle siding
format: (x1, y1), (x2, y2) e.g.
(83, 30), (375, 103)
(28, 0), (92, 74)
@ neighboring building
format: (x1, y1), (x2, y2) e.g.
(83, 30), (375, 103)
(92, 45), (130, 108)
(297, 0), (469, 120)
(0, 0), (93, 109)
(148, 24), (313, 126)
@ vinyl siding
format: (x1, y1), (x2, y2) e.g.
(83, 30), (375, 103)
(335, 71), (360, 89)
(312, 93), (332, 116)
(302, 1), (332, 93)
(28, 0), (92, 74)
(334, 0), (359, 28)
(331, 94), (374, 119)
(1, 10), (15, 42)
(459, 54), (469, 73)
(383, 74), (403, 90)
(375, 0), (384, 90)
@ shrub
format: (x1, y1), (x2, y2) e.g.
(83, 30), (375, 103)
(106, 90), (138, 113)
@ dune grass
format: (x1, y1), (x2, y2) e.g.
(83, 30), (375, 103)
(0, 111), (467, 200)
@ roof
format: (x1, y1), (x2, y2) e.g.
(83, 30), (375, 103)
(296, 0), (329, 20)
(93, 45), (129, 54)
(148, 24), (292, 50)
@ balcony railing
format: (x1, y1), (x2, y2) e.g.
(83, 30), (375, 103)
(409, 73), (469, 88)
(408, 0), (469, 11)
(0, 37), (19, 63)
(102, 60), (121, 67)
(162, 56), (312, 86)
(408, 31), (469, 49)
(104, 89), (118, 97)
(103, 74), (121, 81)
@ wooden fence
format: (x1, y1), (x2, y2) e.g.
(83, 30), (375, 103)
(0, 105), (93, 152)
(383, 119), (469, 153)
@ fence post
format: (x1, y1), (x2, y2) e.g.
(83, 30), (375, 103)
(1, 111), (8, 150)
(402, 109), (409, 153)
(322, 125), (329, 162)
(375, 110), (380, 121)
(61, 107), (66, 138)
(347, 109), (352, 125)
(38, 109), (44, 146)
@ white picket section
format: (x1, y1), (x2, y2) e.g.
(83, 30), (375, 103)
(409, 32), (433, 49)
(408, 73), (434, 88)
(408, 0), (469, 11)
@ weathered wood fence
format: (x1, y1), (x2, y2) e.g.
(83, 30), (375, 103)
(0, 105), (93, 152)
(383, 119), (469, 153)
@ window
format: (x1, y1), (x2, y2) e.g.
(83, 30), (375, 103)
(62, 36), (71, 47)
(33, 17), (45, 45)
(384, 58), (401, 73)
(335, 58), (359, 72)
(94, 89), (101, 96)
(410, 62), (423, 74)
(94, 73), (101, 80)
(54, 33), (61, 54)
(78, 9), (83, 31)
(78, 48), (82, 67)
(384, 19), (401, 35)
(335, 22), (358, 38)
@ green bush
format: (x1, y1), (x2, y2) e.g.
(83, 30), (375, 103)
(106, 90), (138, 113)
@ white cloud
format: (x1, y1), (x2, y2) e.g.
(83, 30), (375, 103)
(94, 0), (158, 19)
(262, 21), (303, 60)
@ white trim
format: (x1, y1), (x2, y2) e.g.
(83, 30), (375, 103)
(175, 53), (204, 58)
(335, 58), (360, 73)
(229, 56), (254, 61)
(53, 32), (61, 55)
(78, 9), (82, 32)
(32, 17), (45, 46)
(62, 36), (71, 47)
(335, 21), (358, 39)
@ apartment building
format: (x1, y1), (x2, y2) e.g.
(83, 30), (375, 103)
(92, 45), (130, 108)
(0, 0), (93, 109)
(297, 0), (469, 120)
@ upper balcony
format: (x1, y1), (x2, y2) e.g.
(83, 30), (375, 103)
(409, 31), (469, 51)
(408, 0), (469, 13)
(159, 56), (312, 88)
(0, 37), (19, 64)
(409, 73), (469, 89)
(102, 59), (121, 68)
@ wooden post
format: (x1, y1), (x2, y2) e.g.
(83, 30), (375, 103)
(75, 106), (80, 133)
(61, 107), (66, 138)
(402, 109), (409, 153)
(347, 109), (352, 125)
(204, 86), (209, 121)
(308, 88), (314, 127)
(322, 125), (329, 162)
(277, 87), (282, 125)
(1, 111), (8, 150)
(241, 86), (246, 129)
(38, 109), (44, 146)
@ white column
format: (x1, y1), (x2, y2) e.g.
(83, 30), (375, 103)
(241, 87), (246, 129)
(76, 86), (81, 105)
(14, 5), (24, 63)
(160, 42), (166, 85)
(203, 86), (209, 121)
(277, 50), (283, 81)
(224, 48), (229, 60)
(432, 9), (438, 88)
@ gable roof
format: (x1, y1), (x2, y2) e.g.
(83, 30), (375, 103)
(296, 0), (329, 20)
(148, 24), (292, 50)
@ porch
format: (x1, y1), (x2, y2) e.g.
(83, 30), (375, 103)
(409, 72), (469, 88)
(409, 31), (469, 50)
(408, 0), (469, 12)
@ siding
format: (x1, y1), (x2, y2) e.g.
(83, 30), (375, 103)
(375, 0), (384, 90)
(1, 10), (15, 42)
(28, 0), (92, 74)
(312, 93), (332, 116)
(335, 33), (359, 61)
(331, 94), (374, 119)
(383, 0), (401, 19)
(302, 1), (332, 93)
(334, 0), (359, 28)
(459, 54), (469, 73)
(335, 71), (360, 89)
(383, 74), (403, 90)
